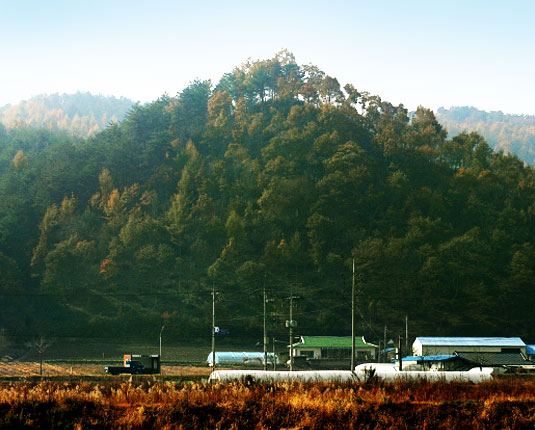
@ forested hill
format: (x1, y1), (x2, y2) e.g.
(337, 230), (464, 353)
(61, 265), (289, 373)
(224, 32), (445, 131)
(0, 92), (134, 137)
(1, 52), (535, 347)
(437, 106), (535, 165)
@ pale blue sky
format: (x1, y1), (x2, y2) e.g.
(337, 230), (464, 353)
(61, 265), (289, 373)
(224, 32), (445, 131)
(1, 0), (534, 114)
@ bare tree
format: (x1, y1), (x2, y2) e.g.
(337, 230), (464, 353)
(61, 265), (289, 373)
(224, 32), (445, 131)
(25, 336), (52, 376)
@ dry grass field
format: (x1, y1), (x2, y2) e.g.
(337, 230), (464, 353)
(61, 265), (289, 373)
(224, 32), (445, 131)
(1, 376), (535, 428)
(0, 361), (211, 378)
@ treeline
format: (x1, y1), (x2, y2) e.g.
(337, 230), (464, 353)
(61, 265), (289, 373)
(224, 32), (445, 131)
(0, 92), (134, 138)
(1, 51), (535, 346)
(437, 106), (535, 165)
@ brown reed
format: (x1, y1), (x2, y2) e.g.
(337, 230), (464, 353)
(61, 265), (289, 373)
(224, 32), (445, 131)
(1, 378), (535, 429)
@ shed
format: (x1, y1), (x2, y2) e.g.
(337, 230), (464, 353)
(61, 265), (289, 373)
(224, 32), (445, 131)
(412, 337), (526, 356)
(454, 351), (535, 372)
(393, 355), (461, 371)
(526, 345), (535, 360)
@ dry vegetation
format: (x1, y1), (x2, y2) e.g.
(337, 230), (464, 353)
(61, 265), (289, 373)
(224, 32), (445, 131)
(1, 378), (535, 429)
(0, 361), (211, 378)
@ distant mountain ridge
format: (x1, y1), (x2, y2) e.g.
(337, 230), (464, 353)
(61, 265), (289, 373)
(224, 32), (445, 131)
(3, 95), (534, 165)
(0, 92), (135, 137)
(436, 106), (535, 165)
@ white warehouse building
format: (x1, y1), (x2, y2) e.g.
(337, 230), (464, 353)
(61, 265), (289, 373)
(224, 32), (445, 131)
(412, 337), (526, 356)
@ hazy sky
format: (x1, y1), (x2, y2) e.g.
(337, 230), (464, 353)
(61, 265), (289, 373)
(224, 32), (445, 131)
(1, 0), (534, 115)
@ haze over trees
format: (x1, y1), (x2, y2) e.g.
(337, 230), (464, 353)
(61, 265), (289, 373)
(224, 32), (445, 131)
(437, 106), (535, 165)
(1, 52), (534, 346)
(0, 92), (134, 138)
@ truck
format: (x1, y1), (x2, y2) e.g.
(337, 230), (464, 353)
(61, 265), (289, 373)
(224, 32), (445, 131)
(104, 354), (161, 375)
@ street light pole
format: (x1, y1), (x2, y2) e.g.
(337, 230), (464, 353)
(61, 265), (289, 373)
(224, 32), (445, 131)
(159, 324), (165, 372)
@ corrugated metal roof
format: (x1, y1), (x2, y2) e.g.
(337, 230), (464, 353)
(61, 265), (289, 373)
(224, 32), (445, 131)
(526, 345), (535, 355)
(400, 355), (456, 362)
(294, 336), (376, 349)
(416, 337), (525, 347)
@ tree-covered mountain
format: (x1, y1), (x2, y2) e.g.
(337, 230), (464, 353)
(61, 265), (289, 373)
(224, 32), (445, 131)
(437, 106), (535, 166)
(0, 92), (134, 138)
(1, 52), (535, 347)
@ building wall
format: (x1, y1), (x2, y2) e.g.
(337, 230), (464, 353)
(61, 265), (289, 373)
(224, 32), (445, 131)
(294, 347), (375, 360)
(413, 340), (525, 356)
(294, 347), (321, 359)
(422, 346), (507, 356)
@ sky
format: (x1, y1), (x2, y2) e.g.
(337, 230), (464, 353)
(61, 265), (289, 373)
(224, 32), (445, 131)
(1, 0), (534, 115)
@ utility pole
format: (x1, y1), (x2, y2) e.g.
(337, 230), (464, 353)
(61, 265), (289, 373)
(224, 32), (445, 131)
(211, 284), (216, 372)
(272, 337), (276, 371)
(263, 277), (268, 371)
(398, 335), (403, 371)
(289, 295), (294, 372)
(286, 294), (299, 372)
(383, 325), (387, 363)
(351, 258), (356, 372)
(377, 340), (381, 363)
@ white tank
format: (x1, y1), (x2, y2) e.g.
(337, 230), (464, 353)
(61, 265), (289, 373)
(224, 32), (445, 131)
(208, 370), (358, 383)
(354, 363), (494, 383)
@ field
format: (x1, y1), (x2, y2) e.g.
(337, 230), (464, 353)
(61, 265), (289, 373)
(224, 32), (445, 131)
(0, 338), (232, 378)
(3, 341), (535, 428)
(0, 361), (211, 379)
(2, 377), (535, 428)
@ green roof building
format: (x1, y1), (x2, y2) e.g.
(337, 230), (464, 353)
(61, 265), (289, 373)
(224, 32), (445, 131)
(291, 336), (377, 361)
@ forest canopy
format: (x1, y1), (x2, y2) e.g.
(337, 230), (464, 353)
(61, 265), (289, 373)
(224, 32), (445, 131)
(1, 51), (534, 347)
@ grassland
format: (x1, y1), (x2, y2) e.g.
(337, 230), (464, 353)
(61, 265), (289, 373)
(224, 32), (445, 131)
(1, 378), (535, 429)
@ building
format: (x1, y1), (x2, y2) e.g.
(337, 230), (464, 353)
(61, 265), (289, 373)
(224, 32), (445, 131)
(454, 351), (535, 373)
(412, 337), (526, 356)
(398, 352), (535, 372)
(291, 336), (377, 361)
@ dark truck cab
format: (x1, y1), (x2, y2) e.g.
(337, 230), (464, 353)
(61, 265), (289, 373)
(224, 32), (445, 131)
(105, 354), (161, 375)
